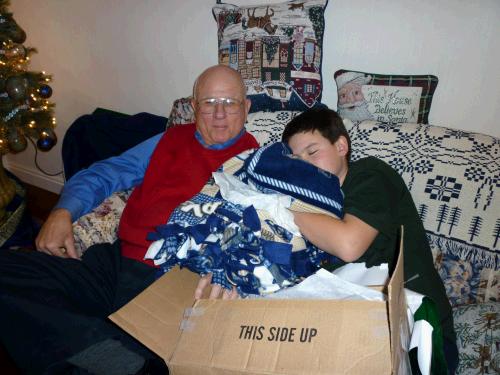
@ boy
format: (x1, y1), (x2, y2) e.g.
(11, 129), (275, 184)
(282, 107), (458, 374)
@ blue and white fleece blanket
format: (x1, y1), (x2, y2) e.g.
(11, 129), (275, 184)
(145, 142), (344, 296)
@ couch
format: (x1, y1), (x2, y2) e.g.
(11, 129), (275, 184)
(70, 109), (499, 375)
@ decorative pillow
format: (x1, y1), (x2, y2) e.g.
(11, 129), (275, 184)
(213, 0), (328, 113)
(348, 121), (499, 306)
(166, 96), (194, 129)
(334, 69), (438, 124)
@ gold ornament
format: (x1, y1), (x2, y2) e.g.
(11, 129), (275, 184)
(7, 129), (27, 153)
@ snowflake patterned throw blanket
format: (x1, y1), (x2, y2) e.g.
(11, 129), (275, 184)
(145, 142), (344, 296)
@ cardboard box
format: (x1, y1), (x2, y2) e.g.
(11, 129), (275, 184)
(110, 239), (410, 374)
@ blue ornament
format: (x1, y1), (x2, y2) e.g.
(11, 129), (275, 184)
(39, 84), (53, 99)
(36, 129), (57, 151)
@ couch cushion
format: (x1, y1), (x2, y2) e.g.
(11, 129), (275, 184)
(348, 120), (499, 306)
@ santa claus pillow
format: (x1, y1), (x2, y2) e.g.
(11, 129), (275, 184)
(334, 69), (438, 124)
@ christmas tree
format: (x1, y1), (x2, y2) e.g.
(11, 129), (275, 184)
(0, 0), (57, 223)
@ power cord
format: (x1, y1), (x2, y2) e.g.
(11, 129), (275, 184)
(27, 136), (63, 176)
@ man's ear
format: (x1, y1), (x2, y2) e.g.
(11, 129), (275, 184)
(336, 136), (349, 157)
(245, 98), (252, 115)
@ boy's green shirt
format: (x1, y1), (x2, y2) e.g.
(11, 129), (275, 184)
(326, 156), (455, 343)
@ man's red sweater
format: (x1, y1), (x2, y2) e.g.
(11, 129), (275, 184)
(118, 123), (259, 265)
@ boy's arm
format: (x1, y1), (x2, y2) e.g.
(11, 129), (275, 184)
(292, 211), (378, 262)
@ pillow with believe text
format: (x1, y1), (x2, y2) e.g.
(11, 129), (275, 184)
(213, 0), (329, 113)
(334, 69), (438, 124)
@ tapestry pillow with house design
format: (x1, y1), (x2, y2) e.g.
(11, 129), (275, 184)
(334, 69), (438, 124)
(213, 0), (329, 113)
(347, 120), (499, 307)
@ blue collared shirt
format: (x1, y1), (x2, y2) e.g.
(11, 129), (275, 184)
(56, 128), (247, 221)
(194, 128), (245, 150)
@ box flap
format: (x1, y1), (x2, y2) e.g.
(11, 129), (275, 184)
(109, 266), (198, 361)
(387, 228), (411, 374)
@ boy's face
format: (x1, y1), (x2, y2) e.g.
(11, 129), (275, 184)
(287, 130), (349, 184)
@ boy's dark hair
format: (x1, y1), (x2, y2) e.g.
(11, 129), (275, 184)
(282, 107), (352, 161)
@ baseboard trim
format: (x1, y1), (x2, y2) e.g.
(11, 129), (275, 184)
(4, 161), (64, 194)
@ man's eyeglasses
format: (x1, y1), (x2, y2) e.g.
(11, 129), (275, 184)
(197, 97), (243, 114)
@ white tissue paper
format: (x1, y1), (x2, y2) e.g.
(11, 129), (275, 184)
(264, 268), (385, 301)
(331, 261), (389, 286)
(213, 171), (301, 236)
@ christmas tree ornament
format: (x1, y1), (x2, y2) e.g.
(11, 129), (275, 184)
(38, 84), (52, 98)
(4, 43), (26, 59)
(7, 129), (27, 153)
(5, 75), (28, 101)
(12, 29), (26, 44)
(36, 128), (57, 151)
(1, 13), (27, 44)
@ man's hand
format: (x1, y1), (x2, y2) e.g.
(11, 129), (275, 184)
(194, 273), (239, 300)
(35, 208), (79, 259)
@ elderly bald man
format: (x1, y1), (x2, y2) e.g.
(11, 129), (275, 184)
(0, 65), (258, 375)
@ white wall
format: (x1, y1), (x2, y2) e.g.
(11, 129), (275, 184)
(6, 0), (500, 193)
